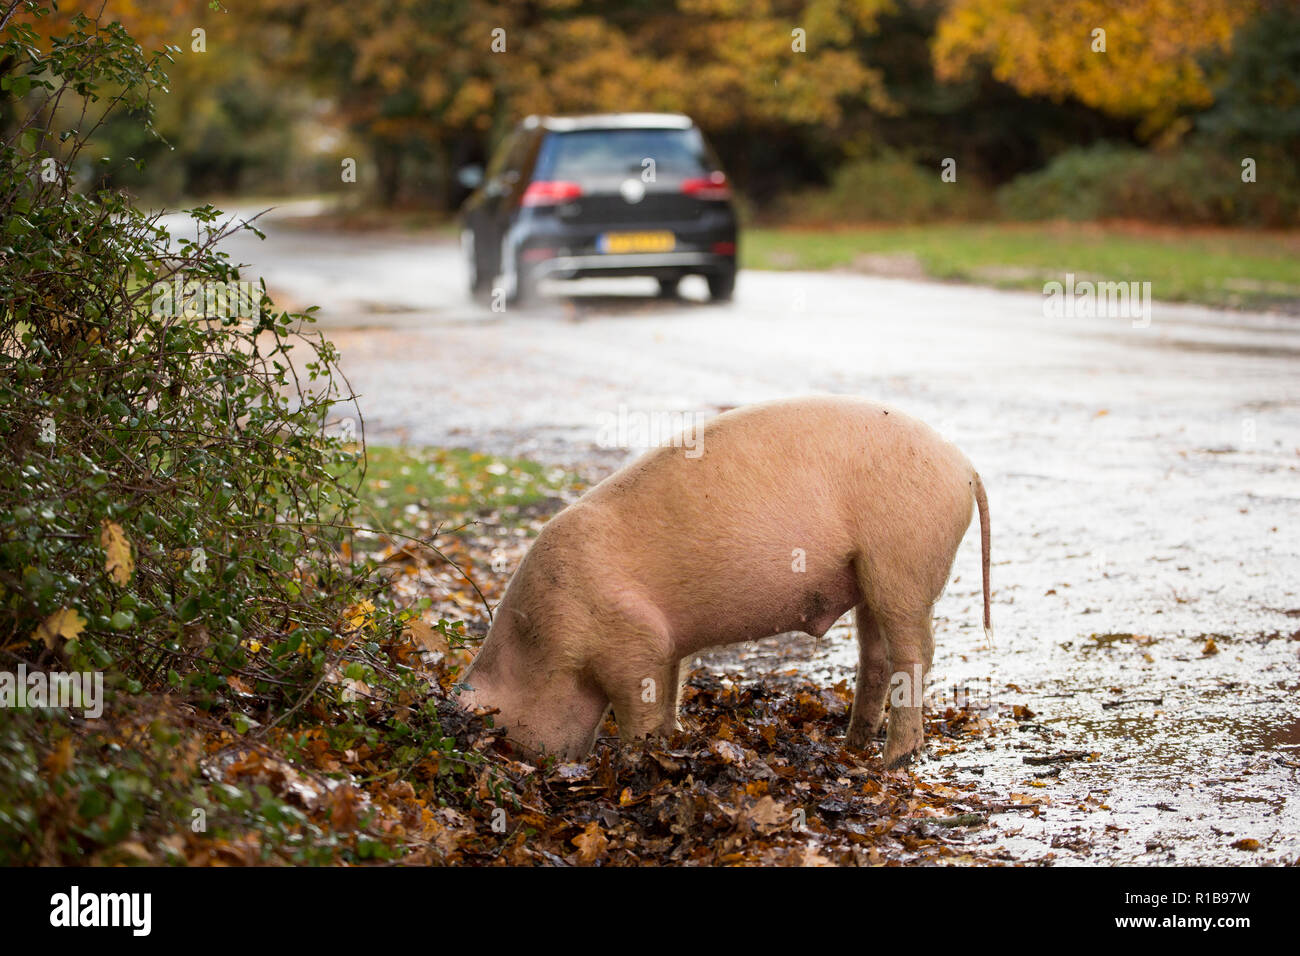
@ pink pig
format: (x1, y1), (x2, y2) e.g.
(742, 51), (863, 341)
(456, 395), (991, 767)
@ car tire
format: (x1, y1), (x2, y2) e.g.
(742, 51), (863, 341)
(706, 266), (736, 302)
(507, 257), (536, 307)
(656, 277), (681, 298)
(463, 229), (488, 294)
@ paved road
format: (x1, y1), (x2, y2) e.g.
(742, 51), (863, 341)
(202, 204), (1300, 864)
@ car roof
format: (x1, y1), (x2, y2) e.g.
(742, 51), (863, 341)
(521, 113), (695, 133)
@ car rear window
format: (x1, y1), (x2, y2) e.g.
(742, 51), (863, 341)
(534, 128), (711, 181)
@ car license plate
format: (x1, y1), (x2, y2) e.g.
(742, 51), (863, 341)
(598, 231), (675, 254)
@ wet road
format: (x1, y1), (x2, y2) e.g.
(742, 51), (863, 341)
(209, 204), (1300, 864)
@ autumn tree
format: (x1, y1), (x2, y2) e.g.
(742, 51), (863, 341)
(254, 0), (896, 207)
(932, 0), (1259, 139)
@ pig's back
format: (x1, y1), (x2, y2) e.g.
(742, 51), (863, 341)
(584, 395), (959, 518)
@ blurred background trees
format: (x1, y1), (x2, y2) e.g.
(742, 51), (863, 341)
(11, 0), (1298, 224)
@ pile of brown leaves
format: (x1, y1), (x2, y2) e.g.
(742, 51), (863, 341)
(406, 675), (1023, 866)
(190, 620), (1027, 866)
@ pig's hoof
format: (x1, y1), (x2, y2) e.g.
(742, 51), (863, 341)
(884, 748), (917, 770)
(882, 709), (923, 768)
(844, 727), (872, 751)
(882, 732), (923, 768)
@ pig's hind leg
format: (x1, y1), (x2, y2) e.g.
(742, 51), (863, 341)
(855, 485), (966, 768)
(845, 604), (889, 749)
(876, 608), (935, 768)
(851, 556), (938, 768)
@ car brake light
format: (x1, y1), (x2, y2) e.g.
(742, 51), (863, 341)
(521, 180), (582, 206)
(682, 171), (731, 200)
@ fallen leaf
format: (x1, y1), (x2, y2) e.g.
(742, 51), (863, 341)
(746, 795), (787, 829)
(711, 739), (746, 765)
(572, 821), (608, 863)
(798, 845), (834, 866)
(345, 599), (376, 631)
(100, 520), (134, 586)
(1009, 792), (1050, 805)
(36, 608), (86, 649)
(405, 618), (447, 655)
(227, 675), (254, 696)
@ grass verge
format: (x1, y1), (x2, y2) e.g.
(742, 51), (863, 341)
(742, 222), (1300, 312)
(344, 446), (581, 542)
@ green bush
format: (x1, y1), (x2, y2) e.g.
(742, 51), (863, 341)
(1, 7), (358, 700)
(0, 3), (485, 864)
(997, 142), (1300, 227)
(773, 152), (992, 224)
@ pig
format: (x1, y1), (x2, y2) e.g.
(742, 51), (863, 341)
(455, 395), (991, 768)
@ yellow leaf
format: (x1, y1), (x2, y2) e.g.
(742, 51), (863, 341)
(44, 736), (75, 776)
(37, 608), (86, 649)
(100, 520), (134, 586)
(571, 821), (608, 863)
(1009, 791), (1050, 806)
(345, 599), (375, 630)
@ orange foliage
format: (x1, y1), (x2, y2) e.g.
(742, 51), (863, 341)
(933, 0), (1258, 136)
(256, 0), (895, 142)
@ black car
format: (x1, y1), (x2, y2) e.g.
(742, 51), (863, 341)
(458, 113), (738, 304)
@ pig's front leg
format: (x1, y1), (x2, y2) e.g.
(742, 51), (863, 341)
(845, 605), (889, 749)
(590, 600), (683, 742)
(604, 655), (681, 742)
